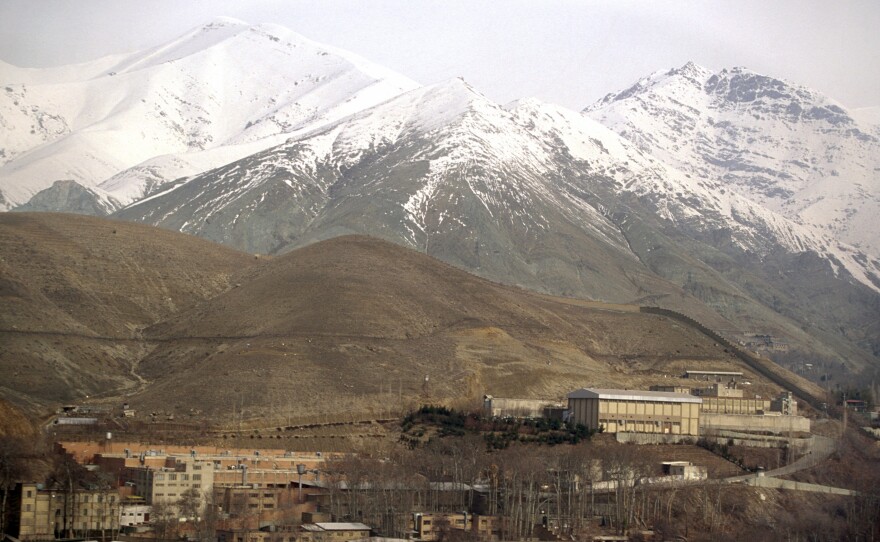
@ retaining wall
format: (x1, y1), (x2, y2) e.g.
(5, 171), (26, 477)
(744, 475), (856, 495)
(701, 413), (810, 434)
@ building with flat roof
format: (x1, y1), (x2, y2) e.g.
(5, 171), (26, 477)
(122, 458), (214, 507)
(684, 370), (743, 381)
(299, 522), (371, 542)
(9, 483), (120, 541)
(567, 389), (701, 436)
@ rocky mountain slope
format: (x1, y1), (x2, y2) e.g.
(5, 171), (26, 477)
(116, 76), (880, 374)
(0, 212), (258, 409)
(3, 27), (878, 382)
(0, 216), (797, 421)
(0, 17), (417, 210)
(584, 62), (880, 258)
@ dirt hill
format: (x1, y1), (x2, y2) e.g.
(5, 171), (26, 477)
(0, 398), (37, 438)
(0, 212), (259, 409)
(130, 236), (771, 424)
(1, 216), (802, 424)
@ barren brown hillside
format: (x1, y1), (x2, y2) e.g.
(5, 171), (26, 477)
(131, 236), (780, 424)
(0, 212), (259, 409)
(0, 398), (37, 438)
(1, 217), (807, 424)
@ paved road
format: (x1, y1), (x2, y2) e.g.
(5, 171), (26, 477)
(725, 434), (836, 483)
(722, 433), (859, 495)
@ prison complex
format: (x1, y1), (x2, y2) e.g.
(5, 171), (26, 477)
(567, 388), (702, 436)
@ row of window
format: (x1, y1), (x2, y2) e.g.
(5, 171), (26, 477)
(155, 473), (200, 481)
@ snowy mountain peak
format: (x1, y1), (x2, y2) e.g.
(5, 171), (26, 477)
(667, 61), (714, 82)
(585, 63), (880, 258)
(0, 19), (419, 210)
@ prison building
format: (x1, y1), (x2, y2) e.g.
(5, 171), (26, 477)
(567, 389), (702, 436)
(684, 370), (743, 381)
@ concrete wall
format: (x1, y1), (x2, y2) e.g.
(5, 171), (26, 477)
(615, 432), (693, 445)
(700, 397), (771, 414)
(701, 413), (810, 434)
(744, 475), (856, 495)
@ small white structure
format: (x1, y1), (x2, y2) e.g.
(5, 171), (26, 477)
(661, 461), (707, 481)
(120, 504), (151, 527)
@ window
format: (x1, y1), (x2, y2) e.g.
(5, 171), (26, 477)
(26, 490), (32, 498)
(193, 474), (201, 481)
(168, 474), (177, 481)
(26, 504), (32, 512)
(155, 474), (165, 481)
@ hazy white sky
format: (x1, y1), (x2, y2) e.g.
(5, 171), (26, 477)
(0, 0), (877, 109)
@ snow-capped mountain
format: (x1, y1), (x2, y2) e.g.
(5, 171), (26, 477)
(0, 17), (417, 210)
(116, 74), (880, 370)
(584, 62), (880, 257)
(3, 28), (878, 371)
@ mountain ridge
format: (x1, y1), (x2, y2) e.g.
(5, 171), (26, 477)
(585, 61), (880, 258)
(4, 31), (879, 385)
(0, 18), (419, 210)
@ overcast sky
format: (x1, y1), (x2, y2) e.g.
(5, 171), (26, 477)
(0, 0), (877, 110)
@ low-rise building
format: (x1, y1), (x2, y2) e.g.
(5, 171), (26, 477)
(661, 461), (707, 481)
(567, 388), (701, 436)
(123, 458), (214, 507)
(9, 483), (120, 541)
(119, 503), (151, 527)
(684, 370), (743, 381)
(410, 512), (500, 541)
(299, 522), (371, 542)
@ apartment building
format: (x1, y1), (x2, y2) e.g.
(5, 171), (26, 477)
(9, 483), (120, 541)
(123, 458), (214, 506)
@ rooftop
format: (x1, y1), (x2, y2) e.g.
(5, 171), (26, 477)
(567, 388), (702, 404)
(314, 523), (371, 531)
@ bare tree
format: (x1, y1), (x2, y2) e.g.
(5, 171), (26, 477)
(48, 452), (91, 539)
(150, 500), (179, 541)
(177, 487), (202, 521)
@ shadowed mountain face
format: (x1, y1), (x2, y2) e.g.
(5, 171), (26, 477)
(4, 216), (802, 420)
